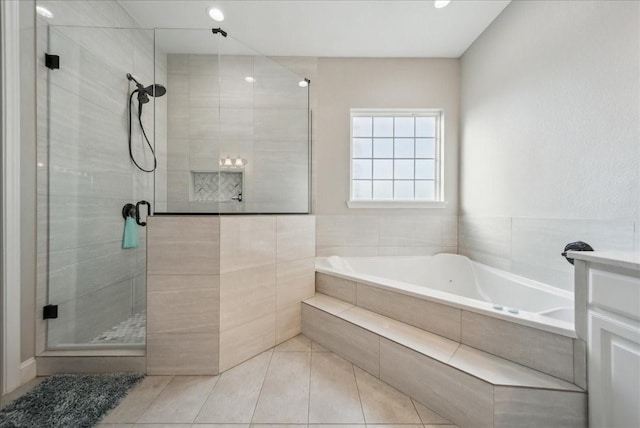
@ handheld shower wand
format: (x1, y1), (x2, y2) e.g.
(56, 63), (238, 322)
(127, 73), (167, 173)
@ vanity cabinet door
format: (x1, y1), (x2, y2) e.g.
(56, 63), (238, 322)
(588, 311), (640, 428)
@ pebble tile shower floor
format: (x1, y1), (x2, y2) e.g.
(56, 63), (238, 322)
(90, 312), (146, 345)
(97, 334), (458, 427)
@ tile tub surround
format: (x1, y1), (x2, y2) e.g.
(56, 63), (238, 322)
(302, 295), (587, 428)
(458, 216), (637, 292)
(146, 214), (316, 375)
(315, 272), (583, 384)
(316, 214), (458, 257)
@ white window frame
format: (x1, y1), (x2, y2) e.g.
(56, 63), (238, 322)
(347, 108), (447, 209)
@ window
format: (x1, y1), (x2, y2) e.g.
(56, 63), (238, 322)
(348, 109), (445, 208)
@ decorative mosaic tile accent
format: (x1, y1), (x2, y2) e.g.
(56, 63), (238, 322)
(90, 311), (146, 344)
(193, 171), (243, 202)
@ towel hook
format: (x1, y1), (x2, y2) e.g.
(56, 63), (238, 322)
(135, 200), (151, 226)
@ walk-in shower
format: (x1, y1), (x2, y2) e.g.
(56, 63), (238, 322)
(36, 21), (310, 352)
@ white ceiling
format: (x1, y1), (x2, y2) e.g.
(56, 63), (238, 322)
(118, 0), (510, 58)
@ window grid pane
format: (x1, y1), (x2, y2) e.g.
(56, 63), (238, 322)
(352, 112), (440, 202)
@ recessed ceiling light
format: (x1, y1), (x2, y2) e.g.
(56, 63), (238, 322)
(207, 7), (224, 22)
(245, 76), (255, 83)
(298, 80), (309, 88)
(434, 0), (451, 9)
(36, 5), (54, 18)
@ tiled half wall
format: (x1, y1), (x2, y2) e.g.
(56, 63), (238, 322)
(146, 215), (315, 375)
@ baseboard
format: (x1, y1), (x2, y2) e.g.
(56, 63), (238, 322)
(19, 358), (37, 385)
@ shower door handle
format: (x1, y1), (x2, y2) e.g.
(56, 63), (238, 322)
(135, 200), (151, 226)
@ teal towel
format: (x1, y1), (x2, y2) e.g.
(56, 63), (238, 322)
(122, 216), (139, 249)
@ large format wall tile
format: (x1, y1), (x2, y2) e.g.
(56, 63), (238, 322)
(301, 304), (379, 376)
(146, 333), (219, 375)
(219, 313), (276, 372)
(147, 216), (220, 275)
(378, 216), (442, 247)
(220, 216), (276, 273)
(315, 272), (357, 304)
(461, 310), (574, 382)
(510, 218), (635, 291)
(220, 265), (276, 331)
(316, 215), (379, 247)
(145, 214), (314, 375)
(276, 258), (315, 309)
(356, 283), (461, 342)
(458, 216), (511, 271)
(379, 338), (494, 428)
(316, 214), (458, 257)
(147, 275), (219, 334)
(277, 215), (316, 262)
(494, 387), (587, 428)
(276, 302), (303, 344)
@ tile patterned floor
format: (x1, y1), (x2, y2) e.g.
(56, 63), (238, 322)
(98, 335), (458, 428)
(90, 312), (146, 345)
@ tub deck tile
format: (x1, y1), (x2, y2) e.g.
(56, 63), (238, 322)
(304, 294), (355, 315)
(304, 296), (584, 393)
(460, 310), (575, 383)
(356, 283), (461, 342)
(340, 306), (459, 363)
(449, 345), (583, 391)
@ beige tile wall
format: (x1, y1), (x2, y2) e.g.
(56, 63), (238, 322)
(219, 215), (315, 371)
(316, 214), (457, 257)
(458, 216), (636, 291)
(146, 216), (220, 375)
(147, 214), (315, 374)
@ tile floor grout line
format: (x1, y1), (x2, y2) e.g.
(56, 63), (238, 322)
(132, 375), (175, 424)
(410, 398), (425, 425)
(249, 349), (276, 424)
(351, 363), (367, 425)
(192, 369), (222, 424)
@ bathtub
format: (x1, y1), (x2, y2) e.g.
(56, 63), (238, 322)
(315, 253), (576, 337)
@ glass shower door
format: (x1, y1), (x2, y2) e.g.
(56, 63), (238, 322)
(45, 26), (155, 348)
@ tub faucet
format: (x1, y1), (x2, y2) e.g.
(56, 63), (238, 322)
(231, 192), (243, 202)
(561, 241), (593, 265)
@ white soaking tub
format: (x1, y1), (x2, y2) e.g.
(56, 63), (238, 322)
(315, 253), (576, 337)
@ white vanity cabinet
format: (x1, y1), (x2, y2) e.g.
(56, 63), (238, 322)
(572, 252), (640, 428)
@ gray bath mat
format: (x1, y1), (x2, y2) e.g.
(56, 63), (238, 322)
(0, 372), (143, 428)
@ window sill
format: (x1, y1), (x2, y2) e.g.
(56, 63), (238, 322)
(346, 200), (448, 209)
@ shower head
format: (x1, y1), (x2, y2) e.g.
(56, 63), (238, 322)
(144, 84), (166, 98)
(127, 73), (166, 99)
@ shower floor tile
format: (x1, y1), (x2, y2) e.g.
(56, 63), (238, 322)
(90, 311), (146, 345)
(98, 334), (458, 427)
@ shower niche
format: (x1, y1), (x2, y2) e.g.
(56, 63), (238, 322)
(154, 29), (310, 214)
(191, 171), (243, 203)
